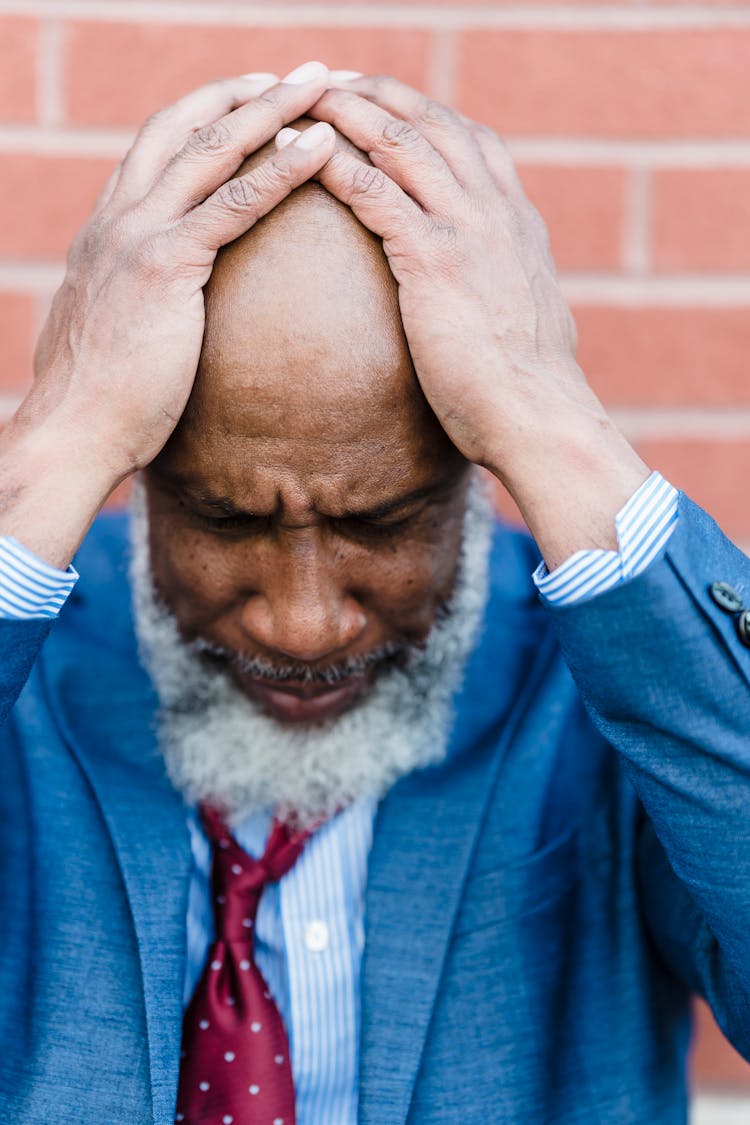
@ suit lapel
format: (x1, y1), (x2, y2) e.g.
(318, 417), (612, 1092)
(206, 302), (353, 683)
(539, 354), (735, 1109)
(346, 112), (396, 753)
(43, 590), (190, 1125)
(358, 529), (551, 1124)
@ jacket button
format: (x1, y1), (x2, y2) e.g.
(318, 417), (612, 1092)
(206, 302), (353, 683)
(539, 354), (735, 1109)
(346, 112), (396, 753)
(709, 581), (745, 614)
(738, 610), (750, 649)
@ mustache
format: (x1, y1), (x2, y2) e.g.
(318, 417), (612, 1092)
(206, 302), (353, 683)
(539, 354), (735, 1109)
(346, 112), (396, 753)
(192, 637), (412, 686)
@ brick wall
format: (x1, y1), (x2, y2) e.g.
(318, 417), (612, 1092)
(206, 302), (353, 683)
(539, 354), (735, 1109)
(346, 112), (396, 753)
(1, 0), (748, 1105)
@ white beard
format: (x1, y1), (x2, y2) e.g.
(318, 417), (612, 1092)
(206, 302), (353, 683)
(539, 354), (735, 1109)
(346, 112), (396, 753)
(129, 472), (494, 829)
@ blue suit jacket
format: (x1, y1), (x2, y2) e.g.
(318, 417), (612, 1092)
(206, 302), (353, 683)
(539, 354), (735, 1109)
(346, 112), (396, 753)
(1, 495), (749, 1123)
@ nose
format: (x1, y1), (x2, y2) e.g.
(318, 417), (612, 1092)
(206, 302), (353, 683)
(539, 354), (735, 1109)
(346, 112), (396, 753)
(238, 535), (366, 665)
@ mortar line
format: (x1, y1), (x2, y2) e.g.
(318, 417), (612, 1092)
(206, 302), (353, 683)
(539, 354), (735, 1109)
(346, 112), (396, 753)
(428, 27), (457, 105)
(36, 17), (63, 128)
(6, 2), (750, 31)
(622, 165), (650, 277)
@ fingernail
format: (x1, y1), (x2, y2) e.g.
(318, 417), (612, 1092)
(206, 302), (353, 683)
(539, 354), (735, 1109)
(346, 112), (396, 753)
(281, 60), (328, 85)
(328, 70), (363, 83)
(295, 121), (335, 150)
(240, 73), (278, 95)
(276, 127), (300, 150)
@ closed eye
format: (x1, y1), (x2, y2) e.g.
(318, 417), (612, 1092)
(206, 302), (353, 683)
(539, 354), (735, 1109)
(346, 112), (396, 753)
(334, 513), (417, 542)
(196, 511), (267, 534)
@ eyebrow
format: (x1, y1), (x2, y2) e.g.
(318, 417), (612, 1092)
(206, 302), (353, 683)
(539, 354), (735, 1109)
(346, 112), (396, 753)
(156, 470), (452, 522)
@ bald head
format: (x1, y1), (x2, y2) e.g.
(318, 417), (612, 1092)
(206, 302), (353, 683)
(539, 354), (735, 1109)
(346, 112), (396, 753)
(191, 120), (419, 435)
(156, 118), (464, 541)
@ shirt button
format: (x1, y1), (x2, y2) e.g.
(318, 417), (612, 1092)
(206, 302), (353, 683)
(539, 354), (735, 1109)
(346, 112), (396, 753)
(709, 581), (744, 614)
(304, 920), (330, 953)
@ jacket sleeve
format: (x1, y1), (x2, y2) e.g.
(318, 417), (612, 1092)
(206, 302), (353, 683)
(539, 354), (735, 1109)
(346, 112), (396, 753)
(0, 618), (54, 725)
(0, 536), (79, 726)
(545, 493), (750, 1058)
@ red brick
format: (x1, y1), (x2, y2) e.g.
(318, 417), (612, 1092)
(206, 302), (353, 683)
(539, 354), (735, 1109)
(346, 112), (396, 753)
(692, 998), (750, 1089)
(0, 154), (117, 259)
(573, 306), (750, 407)
(0, 292), (35, 394)
(105, 478), (132, 512)
(0, 16), (38, 123)
(482, 469), (526, 530)
(456, 30), (750, 139)
(633, 438), (750, 542)
(519, 166), (627, 271)
(653, 169), (750, 273)
(64, 22), (431, 127)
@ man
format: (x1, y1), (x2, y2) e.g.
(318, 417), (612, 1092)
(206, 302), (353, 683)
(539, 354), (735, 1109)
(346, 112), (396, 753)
(0, 60), (748, 1124)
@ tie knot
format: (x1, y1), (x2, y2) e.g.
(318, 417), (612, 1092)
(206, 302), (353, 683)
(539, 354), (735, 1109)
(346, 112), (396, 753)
(201, 806), (310, 942)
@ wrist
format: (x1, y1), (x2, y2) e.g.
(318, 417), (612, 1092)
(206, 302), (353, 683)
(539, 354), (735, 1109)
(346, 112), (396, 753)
(483, 385), (649, 571)
(11, 386), (134, 492)
(0, 403), (129, 569)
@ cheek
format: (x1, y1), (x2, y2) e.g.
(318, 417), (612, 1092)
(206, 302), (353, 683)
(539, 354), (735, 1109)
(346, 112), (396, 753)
(147, 514), (238, 632)
(354, 527), (463, 635)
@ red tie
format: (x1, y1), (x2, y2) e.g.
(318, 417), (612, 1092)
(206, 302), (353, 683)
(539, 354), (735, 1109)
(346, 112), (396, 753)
(176, 805), (311, 1125)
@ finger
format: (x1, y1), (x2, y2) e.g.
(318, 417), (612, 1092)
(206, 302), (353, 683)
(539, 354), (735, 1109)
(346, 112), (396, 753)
(305, 144), (426, 250)
(143, 62), (333, 220)
(324, 74), (492, 192)
(91, 163), (123, 216)
(307, 88), (461, 215)
(108, 72), (280, 210)
(459, 116), (526, 202)
(180, 121), (336, 253)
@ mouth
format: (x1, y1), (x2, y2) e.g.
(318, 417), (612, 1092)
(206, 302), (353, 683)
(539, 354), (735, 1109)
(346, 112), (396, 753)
(193, 636), (412, 726)
(232, 668), (373, 725)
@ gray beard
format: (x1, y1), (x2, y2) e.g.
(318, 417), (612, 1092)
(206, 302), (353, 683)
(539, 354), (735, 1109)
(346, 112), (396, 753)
(129, 472), (494, 829)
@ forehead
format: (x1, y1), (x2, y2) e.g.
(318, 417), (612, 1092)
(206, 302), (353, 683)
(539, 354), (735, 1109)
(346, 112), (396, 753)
(160, 339), (460, 517)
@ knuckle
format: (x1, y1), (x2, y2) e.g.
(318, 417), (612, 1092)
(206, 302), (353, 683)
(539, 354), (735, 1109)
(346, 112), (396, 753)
(380, 117), (421, 151)
(431, 224), (464, 270)
(130, 232), (165, 278)
(417, 99), (457, 130)
(187, 119), (233, 155)
(220, 175), (262, 213)
(255, 157), (298, 194)
(348, 163), (389, 200)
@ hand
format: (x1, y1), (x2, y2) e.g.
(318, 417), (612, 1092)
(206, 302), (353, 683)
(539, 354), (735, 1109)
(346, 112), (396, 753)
(297, 78), (648, 567)
(24, 64), (336, 484)
(0, 64), (337, 568)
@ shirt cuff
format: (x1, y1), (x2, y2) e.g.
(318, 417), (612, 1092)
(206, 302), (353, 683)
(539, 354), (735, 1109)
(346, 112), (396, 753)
(533, 472), (679, 607)
(0, 536), (79, 620)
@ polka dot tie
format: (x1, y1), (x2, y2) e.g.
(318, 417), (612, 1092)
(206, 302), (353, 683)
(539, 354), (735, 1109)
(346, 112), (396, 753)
(175, 805), (311, 1125)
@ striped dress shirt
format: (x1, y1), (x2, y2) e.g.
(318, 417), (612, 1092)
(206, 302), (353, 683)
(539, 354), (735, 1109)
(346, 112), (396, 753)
(0, 470), (678, 1124)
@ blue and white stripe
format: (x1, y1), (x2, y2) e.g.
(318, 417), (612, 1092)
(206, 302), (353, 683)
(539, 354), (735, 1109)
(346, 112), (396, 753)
(534, 472), (678, 606)
(186, 799), (375, 1125)
(0, 535), (78, 619)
